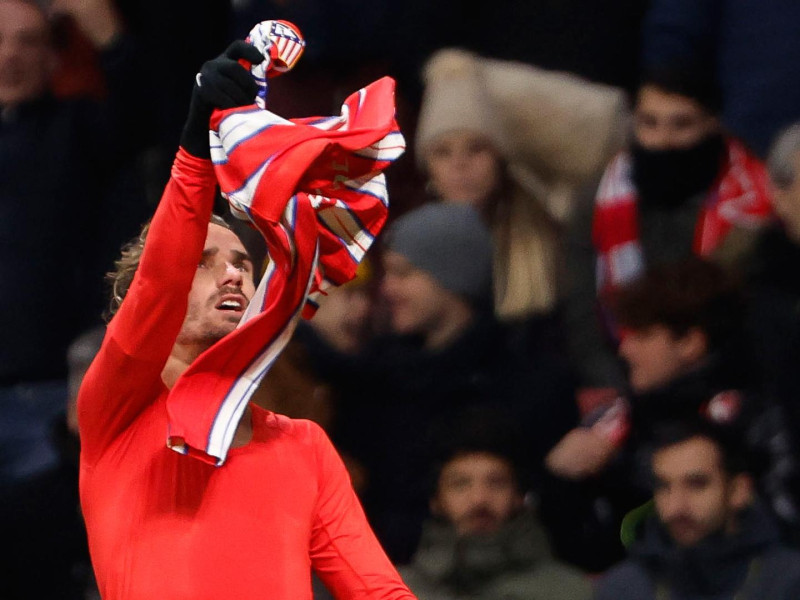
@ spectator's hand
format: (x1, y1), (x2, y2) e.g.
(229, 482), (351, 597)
(49, 0), (122, 48)
(180, 41), (265, 159)
(545, 427), (618, 480)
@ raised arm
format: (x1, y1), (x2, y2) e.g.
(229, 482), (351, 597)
(309, 424), (416, 600)
(77, 42), (264, 463)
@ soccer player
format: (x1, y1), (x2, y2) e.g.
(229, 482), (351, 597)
(77, 40), (415, 600)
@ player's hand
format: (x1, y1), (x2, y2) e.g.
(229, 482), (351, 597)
(180, 41), (265, 158)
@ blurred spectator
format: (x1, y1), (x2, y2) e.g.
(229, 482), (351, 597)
(0, 0), (146, 489)
(614, 258), (751, 396)
(400, 414), (591, 600)
(0, 2), (148, 592)
(546, 258), (799, 570)
(307, 259), (375, 355)
(594, 420), (800, 600)
(333, 203), (577, 563)
(642, 0), (800, 157)
(416, 48), (627, 328)
(564, 65), (772, 389)
(747, 123), (800, 442)
(551, 258), (752, 480)
(381, 203), (494, 351)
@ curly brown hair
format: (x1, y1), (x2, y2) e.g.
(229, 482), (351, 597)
(105, 214), (232, 321)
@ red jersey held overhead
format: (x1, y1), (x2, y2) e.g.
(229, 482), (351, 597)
(78, 77), (412, 600)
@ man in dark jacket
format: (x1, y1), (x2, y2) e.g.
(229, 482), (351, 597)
(749, 122), (800, 439)
(401, 417), (590, 600)
(0, 2), (148, 596)
(0, 0), (146, 487)
(546, 258), (799, 571)
(333, 203), (577, 563)
(594, 421), (800, 600)
(563, 66), (771, 390)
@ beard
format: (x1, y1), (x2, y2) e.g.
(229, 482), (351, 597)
(456, 505), (506, 536)
(176, 293), (246, 349)
(631, 133), (726, 208)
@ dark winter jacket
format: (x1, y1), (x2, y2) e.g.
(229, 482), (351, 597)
(401, 510), (591, 600)
(747, 226), (800, 439)
(332, 317), (578, 563)
(594, 503), (800, 600)
(0, 36), (148, 384)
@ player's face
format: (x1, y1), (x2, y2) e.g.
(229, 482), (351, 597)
(634, 85), (719, 151)
(380, 251), (458, 338)
(433, 452), (522, 536)
(425, 130), (502, 210)
(176, 224), (255, 347)
(0, 0), (54, 107)
(653, 436), (750, 548)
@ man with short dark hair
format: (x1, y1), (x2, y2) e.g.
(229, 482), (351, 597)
(401, 418), (590, 600)
(613, 257), (747, 395)
(0, 0), (142, 488)
(332, 202), (577, 564)
(564, 66), (772, 390)
(546, 258), (799, 571)
(549, 258), (750, 481)
(594, 421), (800, 600)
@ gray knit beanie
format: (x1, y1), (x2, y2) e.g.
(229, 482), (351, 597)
(385, 203), (494, 305)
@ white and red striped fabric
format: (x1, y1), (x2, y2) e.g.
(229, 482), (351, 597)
(166, 76), (405, 465)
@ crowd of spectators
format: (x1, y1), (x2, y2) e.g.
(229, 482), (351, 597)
(3, 0), (800, 598)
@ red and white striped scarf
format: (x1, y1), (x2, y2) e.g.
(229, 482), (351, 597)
(592, 138), (772, 291)
(166, 77), (405, 465)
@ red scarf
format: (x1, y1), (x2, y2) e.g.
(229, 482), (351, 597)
(166, 77), (404, 465)
(592, 138), (772, 292)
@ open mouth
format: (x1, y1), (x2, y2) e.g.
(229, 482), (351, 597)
(215, 296), (246, 312)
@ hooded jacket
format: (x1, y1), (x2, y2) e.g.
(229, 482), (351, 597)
(594, 503), (800, 600)
(401, 510), (591, 600)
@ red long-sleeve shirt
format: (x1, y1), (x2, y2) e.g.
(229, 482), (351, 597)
(78, 149), (414, 600)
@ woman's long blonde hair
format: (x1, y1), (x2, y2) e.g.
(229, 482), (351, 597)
(487, 171), (561, 320)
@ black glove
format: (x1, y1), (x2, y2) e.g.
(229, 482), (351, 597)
(180, 40), (265, 158)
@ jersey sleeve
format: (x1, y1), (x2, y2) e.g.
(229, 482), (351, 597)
(77, 148), (218, 464)
(309, 424), (416, 600)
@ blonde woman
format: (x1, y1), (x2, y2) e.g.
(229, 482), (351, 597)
(415, 49), (628, 323)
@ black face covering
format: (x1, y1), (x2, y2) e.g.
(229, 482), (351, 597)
(631, 133), (726, 207)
